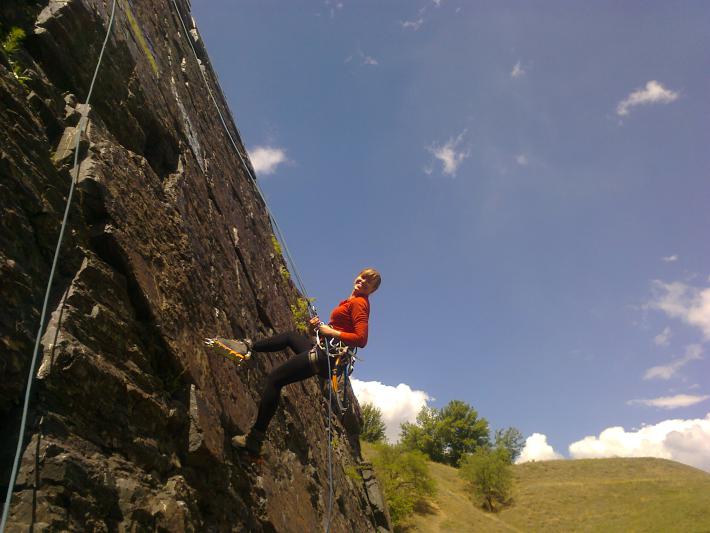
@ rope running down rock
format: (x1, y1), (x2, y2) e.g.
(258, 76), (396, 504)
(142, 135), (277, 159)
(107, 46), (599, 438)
(0, 2), (118, 530)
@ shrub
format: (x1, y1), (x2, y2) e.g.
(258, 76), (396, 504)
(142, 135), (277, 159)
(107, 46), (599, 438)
(371, 443), (435, 527)
(459, 447), (513, 512)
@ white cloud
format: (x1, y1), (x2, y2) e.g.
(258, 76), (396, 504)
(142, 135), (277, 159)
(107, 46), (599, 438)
(662, 255), (679, 263)
(400, 18), (424, 31)
(351, 379), (431, 442)
(649, 280), (710, 340)
(511, 61), (525, 79)
(515, 154), (528, 166)
(644, 344), (703, 380)
(248, 146), (288, 175)
(616, 80), (679, 116)
(345, 48), (379, 67)
(324, 0), (344, 18)
(628, 394), (710, 409)
(569, 413), (710, 472)
(653, 326), (672, 347)
(516, 433), (564, 463)
(427, 130), (470, 176)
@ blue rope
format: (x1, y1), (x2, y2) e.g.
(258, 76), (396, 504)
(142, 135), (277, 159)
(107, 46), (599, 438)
(0, 2), (117, 530)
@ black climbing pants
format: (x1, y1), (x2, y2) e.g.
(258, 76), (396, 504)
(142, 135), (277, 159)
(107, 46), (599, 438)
(251, 331), (330, 433)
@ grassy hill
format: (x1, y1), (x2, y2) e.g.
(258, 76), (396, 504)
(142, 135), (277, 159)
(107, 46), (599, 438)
(362, 444), (710, 532)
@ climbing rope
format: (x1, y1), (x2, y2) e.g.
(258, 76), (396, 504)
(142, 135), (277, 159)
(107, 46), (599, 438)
(168, 8), (338, 528)
(316, 329), (336, 533)
(168, 0), (313, 310)
(0, 2), (118, 531)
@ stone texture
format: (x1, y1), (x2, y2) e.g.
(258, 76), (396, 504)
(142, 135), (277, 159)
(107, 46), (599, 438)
(0, 1), (391, 531)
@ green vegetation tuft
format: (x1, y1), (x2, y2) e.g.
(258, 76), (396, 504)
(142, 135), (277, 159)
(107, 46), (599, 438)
(344, 464), (362, 483)
(270, 234), (282, 257)
(2, 26), (25, 55)
(290, 296), (314, 333)
(279, 265), (290, 281)
(1, 26), (30, 86)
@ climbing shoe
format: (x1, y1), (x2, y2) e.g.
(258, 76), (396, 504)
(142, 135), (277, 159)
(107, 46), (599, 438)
(204, 337), (251, 364)
(231, 428), (265, 456)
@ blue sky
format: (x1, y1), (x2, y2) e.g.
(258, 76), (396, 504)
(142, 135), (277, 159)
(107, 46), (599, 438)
(190, 1), (710, 469)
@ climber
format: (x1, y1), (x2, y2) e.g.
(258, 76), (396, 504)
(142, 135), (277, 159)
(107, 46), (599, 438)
(206, 268), (381, 456)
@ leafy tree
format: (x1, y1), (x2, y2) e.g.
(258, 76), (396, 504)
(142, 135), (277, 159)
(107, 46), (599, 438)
(371, 443), (436, 527)
(360, 403), (386, 442)
(459, 447), (513, 512)
(438, 400), (490, 466)
(400, 406), (441, 461)
(401, 400), (489, 466)
(494, 427), (525, 463)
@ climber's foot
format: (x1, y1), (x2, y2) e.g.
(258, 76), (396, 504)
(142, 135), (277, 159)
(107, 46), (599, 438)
(205, 337), (251, 364)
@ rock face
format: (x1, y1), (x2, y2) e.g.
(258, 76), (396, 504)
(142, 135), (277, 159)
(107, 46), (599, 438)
(0, 1), (391, 531)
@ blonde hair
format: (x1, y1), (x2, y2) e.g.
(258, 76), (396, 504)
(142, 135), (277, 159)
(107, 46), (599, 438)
(358, 268), (381, 292)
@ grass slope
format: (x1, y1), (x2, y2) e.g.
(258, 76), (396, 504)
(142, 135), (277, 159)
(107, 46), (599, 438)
(363, 442), (710, 532)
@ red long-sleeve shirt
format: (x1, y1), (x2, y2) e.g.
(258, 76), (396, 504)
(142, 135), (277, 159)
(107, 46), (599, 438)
(329, 296), (370, 348)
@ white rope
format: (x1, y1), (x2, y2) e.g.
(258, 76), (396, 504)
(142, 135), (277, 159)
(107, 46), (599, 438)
(0, 2), (117, 530)
(168, 0), (312, 304)
(170, 4), (336, 530)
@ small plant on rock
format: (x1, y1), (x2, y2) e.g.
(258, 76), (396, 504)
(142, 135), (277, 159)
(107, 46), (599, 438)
(2, 26), (30, 85)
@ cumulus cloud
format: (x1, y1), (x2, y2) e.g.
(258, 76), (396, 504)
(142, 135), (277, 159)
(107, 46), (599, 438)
(643, 344), (703, 380)
(248, 146), (288, 175)
(427, 130), (470, 176)
(511, 61), (525, 79)
(616, 80), (679, 116)
(649, 280), (710, 340)
(351, 379), (431, 442)
(628, 394), (710, 409)
(569, 413), (710, 472)
(516, 433), (564, 463)
(662, 255), (679, 263)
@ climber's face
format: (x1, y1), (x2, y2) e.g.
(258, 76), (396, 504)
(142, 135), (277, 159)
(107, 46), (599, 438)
(352, 275), (377, 296)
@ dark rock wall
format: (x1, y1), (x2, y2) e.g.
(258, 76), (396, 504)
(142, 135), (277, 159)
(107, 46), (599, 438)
(0, 0), (390, 531)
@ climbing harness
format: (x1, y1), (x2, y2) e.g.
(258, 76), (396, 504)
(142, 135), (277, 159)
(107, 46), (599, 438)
(0, 2), (118, 531)
(312, 334), (357, 415)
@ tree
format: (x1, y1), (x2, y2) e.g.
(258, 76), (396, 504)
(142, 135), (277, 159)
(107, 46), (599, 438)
(371, 443), (436, 527)
(438, 400), (490, 466)
(400, 406), (441, 461)
(459, 447), (513, 512)
(360, 403), (386, 442)
(400, 400), (490, 466)
(494, 427), (525, 463)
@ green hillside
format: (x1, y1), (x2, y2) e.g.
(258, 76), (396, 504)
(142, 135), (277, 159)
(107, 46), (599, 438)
(363, 444), (710, 532)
